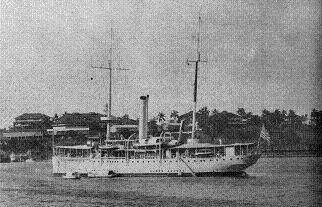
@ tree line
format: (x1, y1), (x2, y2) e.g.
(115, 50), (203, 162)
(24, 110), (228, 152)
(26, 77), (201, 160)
(152, 107), (322, 153)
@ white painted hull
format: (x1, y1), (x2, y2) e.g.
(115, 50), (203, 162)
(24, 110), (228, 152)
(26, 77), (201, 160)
(52, 153), (260, 177)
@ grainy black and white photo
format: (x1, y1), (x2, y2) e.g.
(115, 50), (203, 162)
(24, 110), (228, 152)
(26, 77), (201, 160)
(0, 0), (321, 206)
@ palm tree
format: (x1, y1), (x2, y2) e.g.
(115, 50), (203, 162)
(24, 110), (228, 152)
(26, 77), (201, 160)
(170, 110), (179, 122)
(157, 112), (166, 125)
(282, 110), (287, 120)
(237, 108), (247, 118)
(212, 109), (219, 115)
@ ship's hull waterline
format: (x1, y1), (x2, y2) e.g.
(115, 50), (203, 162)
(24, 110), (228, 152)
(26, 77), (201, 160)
(52, 153), (261, 177)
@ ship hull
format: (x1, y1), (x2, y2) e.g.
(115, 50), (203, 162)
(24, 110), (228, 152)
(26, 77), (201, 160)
(52, 153), (261, 177)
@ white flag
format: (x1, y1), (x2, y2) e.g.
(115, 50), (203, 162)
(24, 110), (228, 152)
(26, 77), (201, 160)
(260, 125), (270, 142)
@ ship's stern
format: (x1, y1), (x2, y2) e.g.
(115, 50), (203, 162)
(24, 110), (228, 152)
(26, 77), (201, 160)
(225, 153), (261, 172)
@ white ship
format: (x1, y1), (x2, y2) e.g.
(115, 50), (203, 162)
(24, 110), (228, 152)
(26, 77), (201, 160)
(52, 95), (267, 177)
(52, 17), (270, 177)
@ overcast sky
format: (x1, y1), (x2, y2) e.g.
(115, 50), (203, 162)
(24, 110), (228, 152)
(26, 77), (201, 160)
(0, 0), (321, 128)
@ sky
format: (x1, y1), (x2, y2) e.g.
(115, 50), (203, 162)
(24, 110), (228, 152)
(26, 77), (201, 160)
(0, 0), (321, 128)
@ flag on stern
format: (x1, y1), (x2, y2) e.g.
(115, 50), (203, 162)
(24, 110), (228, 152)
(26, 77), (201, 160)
(260, 125), (270, 143)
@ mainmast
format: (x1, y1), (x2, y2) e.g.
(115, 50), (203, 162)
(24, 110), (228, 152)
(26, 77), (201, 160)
(91, 28), (129, 143)
(187, 16), (207, 141)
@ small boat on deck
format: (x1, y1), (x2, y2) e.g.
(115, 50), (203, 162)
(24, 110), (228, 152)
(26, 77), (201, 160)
(106, 171), (119, 178)
(63, 172), (81, 179)
(25, 158), (35, 163)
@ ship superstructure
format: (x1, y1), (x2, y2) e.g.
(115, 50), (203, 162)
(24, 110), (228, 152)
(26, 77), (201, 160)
(52, 95), (263, 177)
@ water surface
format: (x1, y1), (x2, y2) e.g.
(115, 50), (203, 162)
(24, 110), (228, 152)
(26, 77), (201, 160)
(0, 157), (321, 206)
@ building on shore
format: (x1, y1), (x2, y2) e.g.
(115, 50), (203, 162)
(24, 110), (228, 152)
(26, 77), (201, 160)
(3, 113), (51, 140)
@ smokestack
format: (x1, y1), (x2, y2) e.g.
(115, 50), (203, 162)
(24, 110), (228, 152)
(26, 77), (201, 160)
(139, 96), (148, 140)
(146, 95), (149, 137)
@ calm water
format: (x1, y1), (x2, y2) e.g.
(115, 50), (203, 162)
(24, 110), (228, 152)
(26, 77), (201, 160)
(0, 157), (321, 207)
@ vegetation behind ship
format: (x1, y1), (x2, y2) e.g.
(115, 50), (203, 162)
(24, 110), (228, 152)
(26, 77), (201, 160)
(0, 108), (321, 160)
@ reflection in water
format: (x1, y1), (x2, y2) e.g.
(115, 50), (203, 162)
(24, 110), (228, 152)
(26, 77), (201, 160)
(0, 157), (321, 207)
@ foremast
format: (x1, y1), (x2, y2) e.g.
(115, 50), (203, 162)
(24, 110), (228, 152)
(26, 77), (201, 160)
(91, 28), (129, 143)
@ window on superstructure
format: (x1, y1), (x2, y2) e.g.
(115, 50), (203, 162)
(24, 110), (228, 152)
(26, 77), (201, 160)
(241, 145), (248, 155)
(70, 149), (76, 157)
(235, 145), (241, 156)
(76, 149), (82, 157)
(248, 144), (255, 153)
(83, 150), (89, 157)
(214, 147), (225, 157)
